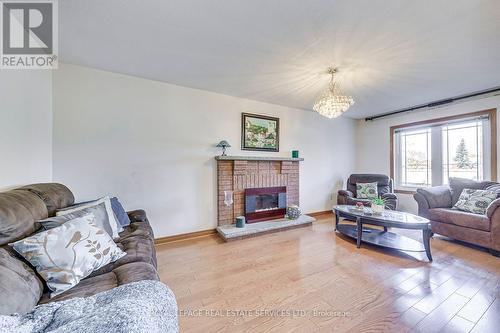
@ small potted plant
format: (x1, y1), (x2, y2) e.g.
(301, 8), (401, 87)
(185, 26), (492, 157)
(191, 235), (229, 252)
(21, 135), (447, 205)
(371, 197), (385, 214)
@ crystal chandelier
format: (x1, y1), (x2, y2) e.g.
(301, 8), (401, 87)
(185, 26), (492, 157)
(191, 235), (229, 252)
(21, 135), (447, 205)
(313, 67), (354, 119)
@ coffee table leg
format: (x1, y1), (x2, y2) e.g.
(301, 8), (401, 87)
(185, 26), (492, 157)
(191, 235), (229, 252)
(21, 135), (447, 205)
(334, 210), (339, 231)
(423, 229), (433, 261)
(356, 217), (362, 248)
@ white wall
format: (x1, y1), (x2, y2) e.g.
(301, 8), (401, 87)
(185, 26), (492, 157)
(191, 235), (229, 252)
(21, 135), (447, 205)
(0, 71), (52, 189)
(53, 64), (356, 237)
(356, 95), (500, 213)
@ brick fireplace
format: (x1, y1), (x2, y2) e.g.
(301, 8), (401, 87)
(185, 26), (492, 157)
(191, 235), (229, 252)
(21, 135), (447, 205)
(216, 156), (302, 226)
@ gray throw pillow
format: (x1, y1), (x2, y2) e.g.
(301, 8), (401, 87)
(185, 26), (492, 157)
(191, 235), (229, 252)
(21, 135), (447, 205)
(453, 189), (497, 215)
(56, 197), (121, 238)
(37, 214), (75, 231)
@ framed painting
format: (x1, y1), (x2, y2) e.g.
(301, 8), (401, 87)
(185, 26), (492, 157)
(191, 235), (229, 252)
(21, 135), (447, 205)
(241, 113), (279, 152)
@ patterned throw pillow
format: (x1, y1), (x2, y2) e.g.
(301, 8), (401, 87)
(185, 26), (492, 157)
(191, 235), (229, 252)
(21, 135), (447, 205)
(10, 214), (126, 298)
(453, 189), (497, 215)
(356, 182), (378, 199)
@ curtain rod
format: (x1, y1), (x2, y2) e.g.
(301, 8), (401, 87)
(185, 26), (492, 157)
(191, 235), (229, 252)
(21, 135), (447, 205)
(364, 86), (500, 121)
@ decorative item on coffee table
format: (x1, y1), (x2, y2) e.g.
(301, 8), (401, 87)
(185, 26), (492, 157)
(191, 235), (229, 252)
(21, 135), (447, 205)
(354, 202), (365, 211)
(286, 205), (301, 219)
(371, 197), (385, 214)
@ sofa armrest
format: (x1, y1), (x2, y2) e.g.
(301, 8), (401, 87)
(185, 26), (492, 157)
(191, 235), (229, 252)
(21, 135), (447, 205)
(338, 190), (354, 197)
(381, 193), (398, 210)
(337, 190), (354, 205)
(416, 186), (452, 208)
(127, 209), (148, 223)
(381, 193), (397, 200)
(489, 201), (500, 251)
(413, 192), (430, 219)
(487, 198), (500, 219)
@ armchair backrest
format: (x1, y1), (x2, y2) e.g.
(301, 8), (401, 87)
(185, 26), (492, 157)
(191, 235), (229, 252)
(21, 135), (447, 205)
(347, 174), (393, 197)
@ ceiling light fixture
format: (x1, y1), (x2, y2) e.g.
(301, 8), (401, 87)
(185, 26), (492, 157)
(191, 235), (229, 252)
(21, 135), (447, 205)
(313, 67), (354, 119)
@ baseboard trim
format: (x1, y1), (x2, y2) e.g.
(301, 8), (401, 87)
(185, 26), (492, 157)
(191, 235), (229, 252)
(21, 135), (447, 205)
(308, 210), (333, 217)
(154, 229), (217, 245)
(154, 210), (332, 245)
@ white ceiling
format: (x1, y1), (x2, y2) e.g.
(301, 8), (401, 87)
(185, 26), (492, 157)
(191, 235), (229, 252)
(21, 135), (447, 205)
(59, 0), (500, 119)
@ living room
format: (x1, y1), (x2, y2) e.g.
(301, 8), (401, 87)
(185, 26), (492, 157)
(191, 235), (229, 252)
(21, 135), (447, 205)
(1, 1), (499, 332)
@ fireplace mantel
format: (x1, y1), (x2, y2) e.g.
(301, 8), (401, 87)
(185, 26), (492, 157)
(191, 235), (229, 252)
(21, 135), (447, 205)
(215, 155), (304, 162)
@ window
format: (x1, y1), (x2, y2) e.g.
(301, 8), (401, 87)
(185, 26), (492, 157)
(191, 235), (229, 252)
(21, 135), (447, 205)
(397, 128), (432, 187)
(391, 109), (497, 191)
(442, 120), (484, 184)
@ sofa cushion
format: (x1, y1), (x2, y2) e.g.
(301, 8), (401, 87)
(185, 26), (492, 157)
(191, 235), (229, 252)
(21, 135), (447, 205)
(119, 220), (155, 240)
(0, 190), (48, 246)
(430, 220), (491, 249)
(0, 247), (43, 315)
(428, 208), (491, 232)
(17, 183), (74, 216)
(88, 221), (157, 277)
(39, 262), (159, 304)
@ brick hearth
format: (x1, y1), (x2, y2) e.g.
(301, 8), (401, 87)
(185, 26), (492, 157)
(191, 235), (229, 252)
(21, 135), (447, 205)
(216, 156), (302, 226)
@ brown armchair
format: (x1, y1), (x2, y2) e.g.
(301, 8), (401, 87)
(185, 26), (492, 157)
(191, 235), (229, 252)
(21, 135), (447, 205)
(337, 174), (398, 210)
(414, 177), (500, 256)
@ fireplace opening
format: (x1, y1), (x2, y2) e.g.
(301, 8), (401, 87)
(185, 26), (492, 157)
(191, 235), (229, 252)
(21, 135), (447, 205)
(245, 186), (286, 223)
(254, 194), (279, 212)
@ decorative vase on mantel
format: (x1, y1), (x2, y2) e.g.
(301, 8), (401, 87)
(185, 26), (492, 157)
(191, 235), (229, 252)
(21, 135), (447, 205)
(286, 205), (301, 220)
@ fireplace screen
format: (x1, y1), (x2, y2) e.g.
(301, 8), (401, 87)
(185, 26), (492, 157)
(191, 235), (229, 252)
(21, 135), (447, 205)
(245, 186), (286, 223)
(253, 194), (279, 212)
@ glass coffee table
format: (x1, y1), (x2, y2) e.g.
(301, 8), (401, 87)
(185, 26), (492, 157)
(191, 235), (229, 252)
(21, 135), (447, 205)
(333, 205), (433, 261)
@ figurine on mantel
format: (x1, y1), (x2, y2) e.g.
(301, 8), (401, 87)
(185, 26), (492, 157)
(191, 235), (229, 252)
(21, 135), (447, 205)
(216, 140), (231, 156)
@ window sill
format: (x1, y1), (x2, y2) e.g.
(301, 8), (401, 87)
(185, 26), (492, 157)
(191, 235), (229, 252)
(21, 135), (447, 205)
(395, 189), (417, 195)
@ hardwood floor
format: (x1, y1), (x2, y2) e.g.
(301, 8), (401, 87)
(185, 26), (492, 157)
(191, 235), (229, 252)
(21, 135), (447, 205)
(156, 213), (500, 332)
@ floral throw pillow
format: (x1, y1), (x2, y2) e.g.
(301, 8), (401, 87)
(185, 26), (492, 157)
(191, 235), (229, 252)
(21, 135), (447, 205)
(356, 182), (378, 199)
(453, 189), (497, 215)
(10, 214), (126, 298)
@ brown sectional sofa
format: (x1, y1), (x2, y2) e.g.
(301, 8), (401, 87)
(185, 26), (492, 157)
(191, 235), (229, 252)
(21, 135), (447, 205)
(414, 178), (500, 256)
(0, 183), (160, 314)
